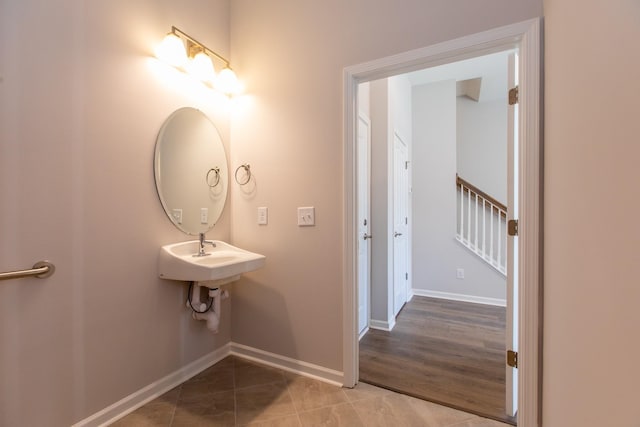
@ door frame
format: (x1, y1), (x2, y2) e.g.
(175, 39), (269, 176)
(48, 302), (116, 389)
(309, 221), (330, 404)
(342, 18), (542, 426)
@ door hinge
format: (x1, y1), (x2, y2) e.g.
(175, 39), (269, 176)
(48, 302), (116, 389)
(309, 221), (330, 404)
(405, 161), (409, 170)
(508, 219), (518, 236)
(508, 86), (519, 105)
(405, 217), (408, 225)
(507, 350), (518, 368)
(405, 272), (408, 280)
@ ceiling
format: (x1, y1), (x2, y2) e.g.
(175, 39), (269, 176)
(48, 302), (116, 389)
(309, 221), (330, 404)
(405, 50), (514, 102)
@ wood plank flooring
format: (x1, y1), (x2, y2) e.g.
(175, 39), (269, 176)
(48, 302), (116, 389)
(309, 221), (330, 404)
(359, 296), (515, 425)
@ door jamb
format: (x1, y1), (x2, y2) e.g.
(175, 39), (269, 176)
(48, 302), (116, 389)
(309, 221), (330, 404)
(342, 18), (542, 426)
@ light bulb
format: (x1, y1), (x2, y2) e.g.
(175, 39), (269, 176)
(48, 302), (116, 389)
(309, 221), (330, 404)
(155, 33), (187, 68)
(215, 67), (242, 95)
(187, 52), (215, 83)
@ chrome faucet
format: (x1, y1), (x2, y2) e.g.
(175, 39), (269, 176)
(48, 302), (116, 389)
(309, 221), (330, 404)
(196, 232), (216, 257)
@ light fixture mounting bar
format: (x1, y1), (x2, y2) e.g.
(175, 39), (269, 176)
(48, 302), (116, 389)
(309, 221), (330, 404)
(171, 26), (230, 67)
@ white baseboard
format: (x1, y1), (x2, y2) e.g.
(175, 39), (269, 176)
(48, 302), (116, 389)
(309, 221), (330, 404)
(412, 289), (506, 307)
(358, 327), (369, 341)
(369, 318), (396, 331)
(230, 342), (343, 386)
(73, 344), (231, 427)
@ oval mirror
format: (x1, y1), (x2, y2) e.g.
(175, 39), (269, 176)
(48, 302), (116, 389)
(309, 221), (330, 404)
(154, 107), (228, 235)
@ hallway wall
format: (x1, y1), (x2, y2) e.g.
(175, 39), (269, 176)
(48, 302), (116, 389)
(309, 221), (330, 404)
(412, 82), (506, 303)
(457, 97), (508, 203)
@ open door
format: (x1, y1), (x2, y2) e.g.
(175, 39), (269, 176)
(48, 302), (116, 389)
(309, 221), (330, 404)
(357, 113), (372, 337)
(392, 132), (409, 316)
(506, 51), (519, 418)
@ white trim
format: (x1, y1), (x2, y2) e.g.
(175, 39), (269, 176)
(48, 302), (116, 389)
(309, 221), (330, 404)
(72, 344), (231, 427)
(343, 50), (358, 388)
(343, 18), (542, 427)
(358, 326), (370, 341)
(368, 318), (396, 332)
(412, 289), (506, 307)
(516, 17), (542, 426)
(230, 342), (343, 386)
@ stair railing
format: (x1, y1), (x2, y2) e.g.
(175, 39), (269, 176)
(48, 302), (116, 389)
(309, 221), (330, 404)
(456, 174), (507, 275)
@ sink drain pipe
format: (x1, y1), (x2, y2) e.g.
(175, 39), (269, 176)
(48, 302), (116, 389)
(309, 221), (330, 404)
(187, 282), (229, 333)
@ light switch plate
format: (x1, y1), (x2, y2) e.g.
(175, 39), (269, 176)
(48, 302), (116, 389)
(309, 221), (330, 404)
(200, 208), (208, 224)
(297, 207), (315, 226)
(257, 207), (268, 225)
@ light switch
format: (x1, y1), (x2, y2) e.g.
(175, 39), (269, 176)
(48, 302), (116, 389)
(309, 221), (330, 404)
(200, 208), (208, 224)
(257, 207), (268, 225)
(297, 207), (315, 226)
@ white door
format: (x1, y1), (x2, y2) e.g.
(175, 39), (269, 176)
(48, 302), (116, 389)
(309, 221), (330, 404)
(506, 51), (519, 417)
(357, 113), (372, 336)
(393, 132), (409, 316)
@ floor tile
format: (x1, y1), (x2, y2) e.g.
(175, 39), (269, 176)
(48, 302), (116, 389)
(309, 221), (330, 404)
(110, 409), (173, 427)
(298, 402), (364, 427)
(234, 358), (286, 389)
(186, 359), (236, 391)
(110, 387), (179, 427)
(108, 356), (499, 427)
(241, 414), (302, 426)
(448, 417), (513, 427)
(285, 374), (349, 412)
(401, 394), (478, 425)
(342, 382), (395, 402)
(235, 382), (297, 425)
(351, 393), (475, 427)
(172, 389), (235, 427)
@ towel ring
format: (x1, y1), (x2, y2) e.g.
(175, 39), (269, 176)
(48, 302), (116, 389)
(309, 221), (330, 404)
(206, 167), (220, 188)
(234, 164), (251, 185)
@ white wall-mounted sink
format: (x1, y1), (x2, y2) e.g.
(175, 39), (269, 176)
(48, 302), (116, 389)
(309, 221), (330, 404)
(158, 240), (265, 286)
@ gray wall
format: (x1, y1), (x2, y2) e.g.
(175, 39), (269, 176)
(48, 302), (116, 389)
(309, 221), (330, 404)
(0, 1), (232, 425)
(229, 0), (541, 372)
(369, 79), (393, 324)
(457, 97), (508, 203)
(411, 81), (506, 302)
(412, 80), (457, 295)
(543, 0), (640, 425)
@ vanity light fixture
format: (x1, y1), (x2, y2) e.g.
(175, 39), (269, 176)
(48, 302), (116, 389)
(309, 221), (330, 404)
(156, 26), (241, 96)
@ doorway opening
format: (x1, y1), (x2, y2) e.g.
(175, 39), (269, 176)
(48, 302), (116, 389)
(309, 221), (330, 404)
(356, 48), (516, 424)
(343, 18), (542, 427)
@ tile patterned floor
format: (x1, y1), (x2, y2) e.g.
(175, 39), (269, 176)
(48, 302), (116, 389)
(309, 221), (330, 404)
(110, 356), (511, 427)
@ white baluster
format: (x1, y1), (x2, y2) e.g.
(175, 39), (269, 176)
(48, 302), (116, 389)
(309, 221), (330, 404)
(490, 205), (494, 262)
(459, 183), (464, 241)
(467, 188), (471, 244)
(497, 211), (502, 268)
(482, 199), (486, 259)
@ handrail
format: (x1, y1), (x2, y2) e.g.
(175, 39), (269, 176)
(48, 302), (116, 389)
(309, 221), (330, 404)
(456, 174), (507, 213)
(0, 261), (55, 281)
